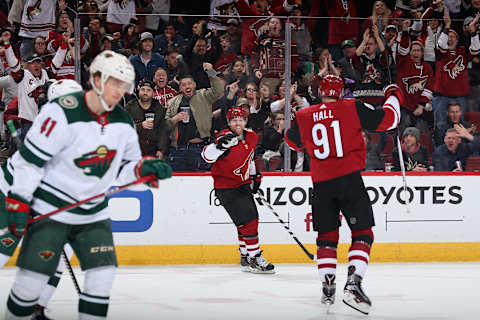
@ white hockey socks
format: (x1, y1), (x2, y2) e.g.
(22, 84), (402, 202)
(5, 269), (49, 319)
(79, 266), (116, 319)
(0, 252), (10, 267)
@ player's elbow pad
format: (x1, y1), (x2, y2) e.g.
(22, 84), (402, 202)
(382, 96), (401, 131)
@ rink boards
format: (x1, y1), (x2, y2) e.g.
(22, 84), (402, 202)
(6, 172), (480, 266)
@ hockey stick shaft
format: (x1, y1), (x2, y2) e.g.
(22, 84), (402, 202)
(27, 175), (156, 223)
(256, 193), (315, 261)
(396, 134), (411, 213)
(63, 249), (81, 295)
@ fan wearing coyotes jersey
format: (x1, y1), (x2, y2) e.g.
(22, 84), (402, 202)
(46, 26), (89, 80)
(432, 11), (480, 127)
(285, 75), (402, 315)
(3, 51), (172, 320)
(202, 107), (274, 274)
(395, 31), (433, 133)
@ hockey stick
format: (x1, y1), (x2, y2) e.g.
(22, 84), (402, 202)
(396, 134), (411, 214)
(384, 53), (410, 214)
(255, 193), (315, 261)
(27, 175), (156, 224)
(63, 249), (81, 295)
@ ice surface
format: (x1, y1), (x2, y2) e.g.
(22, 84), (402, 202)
(1, 262), (478, 319)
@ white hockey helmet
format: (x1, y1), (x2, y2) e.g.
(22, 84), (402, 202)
(89, 50), (136, 111)
(47, 79), (83, 100)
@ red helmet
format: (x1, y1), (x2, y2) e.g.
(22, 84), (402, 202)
(227, 107), (247, 121)
(319, 74), (344, 98)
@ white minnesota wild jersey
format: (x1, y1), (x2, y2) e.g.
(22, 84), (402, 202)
(3, 91), (142, 225)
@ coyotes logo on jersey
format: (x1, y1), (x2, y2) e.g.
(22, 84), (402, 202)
(215, 1), (237, 15)
(26, 0), (42, 21)
(362, 62), (382, 84)
(233, 149), (254, 182)
(443, 55), (465, 79)
(115, 0), (130, 10)
(74, 145), (117, 178)
(249, 17), (271, 39)
(401, 75), (428, 94)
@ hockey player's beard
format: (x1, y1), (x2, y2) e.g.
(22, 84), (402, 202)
(230, 124), (244, 140)
(231, 126), (243, 138)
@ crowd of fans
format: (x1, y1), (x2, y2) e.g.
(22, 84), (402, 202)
(1, 0), (480, 172)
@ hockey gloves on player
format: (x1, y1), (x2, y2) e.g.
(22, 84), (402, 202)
(216, 132), (239, 151)
(250, 173), (262, 194)
(6, 193), (30, 237)
(135, 156), (173, 188)
(383, 84), (404, 106)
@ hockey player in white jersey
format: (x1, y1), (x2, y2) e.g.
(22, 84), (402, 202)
(4, 50), (172, 320)
(34, 79), (82, 320)
(0, 79), (83, 269)
(0, 79), (83, 320)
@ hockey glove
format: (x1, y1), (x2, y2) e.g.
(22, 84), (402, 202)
(383, 84), (404, 106)
(216, 132), (239, 151)
(250, 172), (262, 194)
(6, 193), (30, 237)
(135, 156), (173, 188)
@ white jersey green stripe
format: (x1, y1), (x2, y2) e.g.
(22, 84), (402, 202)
(7, 91), (142, 225)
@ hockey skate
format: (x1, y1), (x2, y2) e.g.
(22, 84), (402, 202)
(248, 251), (275, 274)
(321, 274), (336, 306)
(31, 305), (53, 320)
(342, 266), (371, 315)
(240, 253), (250, 272)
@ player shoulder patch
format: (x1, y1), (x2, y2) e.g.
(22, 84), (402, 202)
(58, 95), (79, 109)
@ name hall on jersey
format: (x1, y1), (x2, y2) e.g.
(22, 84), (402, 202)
(313, 110), (334, 122)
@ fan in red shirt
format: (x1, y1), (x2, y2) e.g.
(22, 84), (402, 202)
(395, 32), (434, 134)
(285, 75), (402, 315)
(232, 0), (296, 56)
(201, 107), (274, 274)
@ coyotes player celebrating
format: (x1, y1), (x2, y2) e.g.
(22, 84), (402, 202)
(202, 107), (274, 274)
(285, 75), (402, 314)
(3, 51), (172, 320)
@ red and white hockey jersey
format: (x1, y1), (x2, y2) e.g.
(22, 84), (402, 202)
(202, 129), (258, 189)
(46, 31), (89, 80)
(396, 32), (433, 111)
(433, 30), (480, 97)
(285, 97), (400, 182)
(19, 0), (56, 38)
(234, 0), (295, 55)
